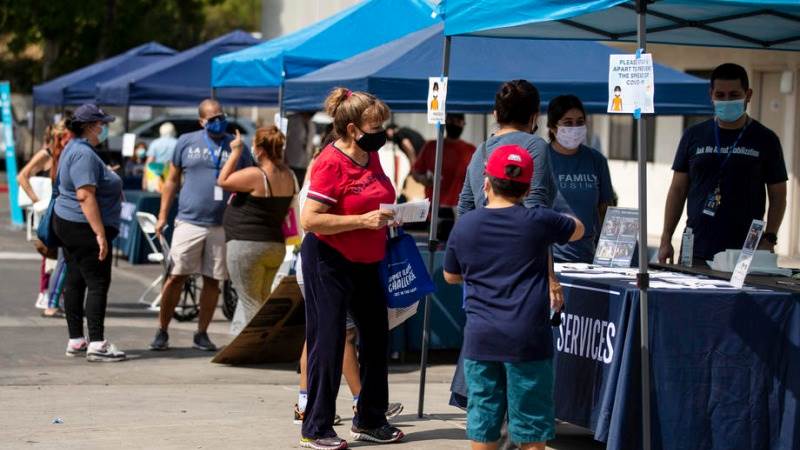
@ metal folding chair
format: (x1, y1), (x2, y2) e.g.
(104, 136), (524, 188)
(135, 212), (200, 321)
(135, 212), (168, 310)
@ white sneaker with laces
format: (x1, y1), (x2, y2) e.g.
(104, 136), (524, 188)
(65, 338), (88, 357)
(86, 340), (126, 362)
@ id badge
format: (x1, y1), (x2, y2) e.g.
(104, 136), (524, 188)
(702, 185), (721, 217)
(214, 186), (223, 201)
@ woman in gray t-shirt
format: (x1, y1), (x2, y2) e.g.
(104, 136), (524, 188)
(53, 104), (125, 362)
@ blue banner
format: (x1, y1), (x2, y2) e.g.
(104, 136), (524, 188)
(1, 81), (23, 226)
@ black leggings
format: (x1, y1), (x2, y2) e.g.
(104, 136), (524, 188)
(300, 233), (389, 439)
(53, 215), (117, 342)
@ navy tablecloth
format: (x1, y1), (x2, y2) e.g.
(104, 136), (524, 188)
(451, 272), (800, 450)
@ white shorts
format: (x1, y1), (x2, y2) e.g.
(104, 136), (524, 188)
(169, 220), (227, 280)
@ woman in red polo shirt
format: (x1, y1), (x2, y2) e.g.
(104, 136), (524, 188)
(298, 88), (403, 450)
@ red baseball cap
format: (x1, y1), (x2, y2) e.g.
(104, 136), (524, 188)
(485, 144), (533, 184)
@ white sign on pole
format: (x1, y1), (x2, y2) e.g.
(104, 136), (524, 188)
(427, 77), (447, 124)
(128, 106), (153, 122)
(273, 112), (288, 135)
(608, 54), (655, 114)
(730, 219), (765, 288)
(121, 133), (137, 157)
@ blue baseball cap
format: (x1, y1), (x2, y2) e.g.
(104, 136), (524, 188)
(73, 104), (116, 124)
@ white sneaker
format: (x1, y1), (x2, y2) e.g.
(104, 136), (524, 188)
(35, 292), (49, 309)
(86, 340), (126, 362)
(65, 338), (88, 357)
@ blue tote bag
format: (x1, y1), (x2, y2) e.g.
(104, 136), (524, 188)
(379, 229), (436, 308)
(36, 164), (62, 249)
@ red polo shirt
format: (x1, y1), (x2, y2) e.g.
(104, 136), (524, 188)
(307, 144), (396, 263)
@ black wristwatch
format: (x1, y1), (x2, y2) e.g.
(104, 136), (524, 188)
(762, 232), (778, 245)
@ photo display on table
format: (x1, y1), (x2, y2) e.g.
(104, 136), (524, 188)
(593, 207), (639, 268)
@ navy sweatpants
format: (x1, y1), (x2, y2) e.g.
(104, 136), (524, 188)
(300, 233), (390, 439)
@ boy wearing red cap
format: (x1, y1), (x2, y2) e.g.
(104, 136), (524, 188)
(443, 145), (584, 450)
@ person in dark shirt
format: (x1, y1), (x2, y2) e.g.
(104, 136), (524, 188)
(659, 63), (787, 262)
(444, 144), (583, 450)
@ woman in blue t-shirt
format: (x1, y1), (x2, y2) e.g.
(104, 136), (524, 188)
(53, 104), (125, 362)
(546, 95), (614, 263)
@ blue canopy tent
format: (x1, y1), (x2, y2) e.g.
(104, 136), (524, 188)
(30, 42), (176, 152)
(211, 0), (437, 97)
(33, 42), (176, 106)
(424, 1), (800, 449)
(95, 30), (277, 107)
(283, 23), (711, 114)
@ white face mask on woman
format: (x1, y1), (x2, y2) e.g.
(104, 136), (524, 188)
(555, 125), (587, 150)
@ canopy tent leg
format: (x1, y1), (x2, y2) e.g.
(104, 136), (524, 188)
(418, 34), (452, 419)
(635, 1), (652, 450)
(124, 104), (130, 132)
(29, 103), (36, 157)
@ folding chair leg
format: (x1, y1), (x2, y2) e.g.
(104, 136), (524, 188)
(138, 274), (163, 306)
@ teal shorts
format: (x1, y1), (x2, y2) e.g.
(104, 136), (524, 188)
(463, 358), (555, 444)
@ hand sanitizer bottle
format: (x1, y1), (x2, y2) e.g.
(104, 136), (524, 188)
(680, 227), (694, 267)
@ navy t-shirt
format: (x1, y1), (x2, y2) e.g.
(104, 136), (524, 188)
(444, 205), (576, 362)
(672, 118), (787, 260)
(172, 130), (253, 226)
(549, 144), (613, 263)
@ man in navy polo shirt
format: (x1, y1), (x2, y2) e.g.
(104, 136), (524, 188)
(150, 99), (252, 352)
(659, 63), (788, 263)
(444, 145), (584, 450)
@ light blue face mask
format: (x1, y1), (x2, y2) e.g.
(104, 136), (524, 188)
(98, 124), (109, 143)
(714, 99), (746, 123)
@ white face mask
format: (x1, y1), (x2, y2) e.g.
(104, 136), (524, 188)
(555, 125), (587, 150)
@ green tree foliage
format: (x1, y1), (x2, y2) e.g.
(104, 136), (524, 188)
(0, 0), (260, 92)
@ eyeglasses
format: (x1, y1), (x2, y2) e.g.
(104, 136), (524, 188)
(207, 114), (227, 122)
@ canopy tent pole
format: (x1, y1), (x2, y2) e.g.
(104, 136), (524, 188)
(635, 1), (651, 450)
(418, 34), (452, 419)
(124, 103), (130, 132)
(29, 102), (36, 157)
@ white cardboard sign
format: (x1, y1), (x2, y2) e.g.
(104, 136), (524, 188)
(121, 133), (137, 157)
(730, 219), (765, 288)
(427, 77), (447, 124)
(608, 54), (655, 114)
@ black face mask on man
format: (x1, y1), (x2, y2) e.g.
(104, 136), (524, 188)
(445, 124), (464, 140)
(355, 127), (387, 153)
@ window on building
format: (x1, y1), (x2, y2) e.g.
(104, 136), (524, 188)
(608, 115), (655, 162)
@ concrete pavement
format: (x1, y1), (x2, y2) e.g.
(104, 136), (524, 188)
(0, 194), (604, 450)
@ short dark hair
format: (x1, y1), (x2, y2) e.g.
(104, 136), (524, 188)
(446, 113), (465, 122)
(547, 95), (586, 142)
(488, 166), (529, 200)
(710, 63), (749, 90)
(494, 80), (540, 125)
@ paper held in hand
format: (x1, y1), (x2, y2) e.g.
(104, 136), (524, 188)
(379, 199), (430, 223)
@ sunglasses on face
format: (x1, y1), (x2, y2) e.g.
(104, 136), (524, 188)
(207, 114), (227, 123)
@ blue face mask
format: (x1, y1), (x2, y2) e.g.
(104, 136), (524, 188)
(714, 99), (746, 123)
(98, 124), (109, 143)
(205, 117), (228, 135)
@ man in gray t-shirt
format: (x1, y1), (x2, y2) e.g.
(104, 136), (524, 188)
(151, 99), (252, 353)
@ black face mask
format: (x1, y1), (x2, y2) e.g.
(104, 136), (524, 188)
(355, 127), (387, 153)
(445, 124), (464, 140)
